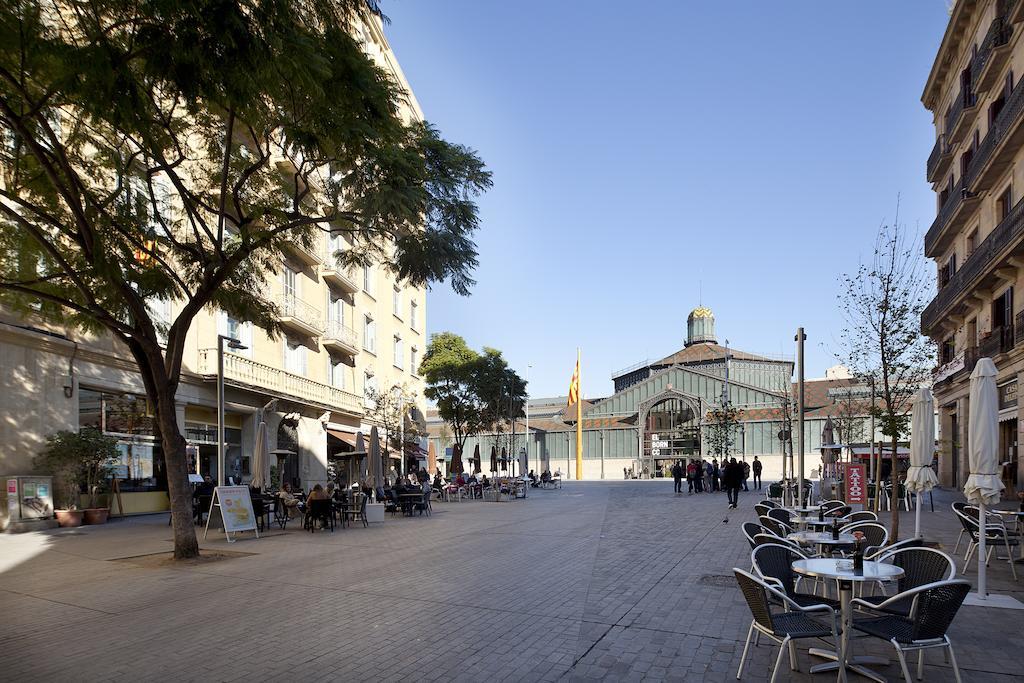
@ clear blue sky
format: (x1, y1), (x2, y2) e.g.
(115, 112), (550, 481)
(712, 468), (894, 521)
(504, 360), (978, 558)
(383, 1), (950, 399)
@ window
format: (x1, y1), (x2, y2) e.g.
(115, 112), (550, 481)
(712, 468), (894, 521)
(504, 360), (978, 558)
(967, 228), (979, 256)
(393, 286), (401, 317)
(939, 253), (957, 289)
(940, 338), (956, 365)
(218, 311), (253, 358)
(284, 336), (307, 375)
(393, 334), (403, 369)
(327, 232), (345, 265)
(148, 297), (171, 347)
(328, 294), (345, 326)
(362, 264), (374, 296)
(329, 357), (347, 389)
(282, 267), (298, 300)
(410, 345), (418, 375)
(997, 186), (1013, 221)
(363, 315), (376, 353)
(410, 300), (418, 331)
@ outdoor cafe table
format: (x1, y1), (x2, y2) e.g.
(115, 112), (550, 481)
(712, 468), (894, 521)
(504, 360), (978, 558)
(398, 493), (422, 516)
(792, 558), (904, 683)
(788, 530), (856, 557)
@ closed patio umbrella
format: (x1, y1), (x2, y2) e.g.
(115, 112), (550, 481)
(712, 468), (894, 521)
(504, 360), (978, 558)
(251, 420), (269, 489)
(355, 431), (366, 482)
(966, 358), (1004, 599)
(369, 426), (385, 491)
(427, 441), (437, 476)
(501, 446), (508, 471)
(451, 443), (463, 475)
(490, 445), (497, 474)
(472, 444), (481, 473)
(905, 387), (938, 538)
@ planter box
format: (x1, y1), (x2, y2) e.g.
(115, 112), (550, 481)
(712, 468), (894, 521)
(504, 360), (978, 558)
(55, 509), (84, 527)
(83, 508), (109, 525)
(365, 503), (385, 523)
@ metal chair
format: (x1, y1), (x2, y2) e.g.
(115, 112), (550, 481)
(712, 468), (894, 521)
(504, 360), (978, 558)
(866, 536), (924, 560)
(851, 579), (970, 683)
(859, 547), (956, 615)
(742, 522), (764, 549)
(304, 498), (333, 532)
(950, 502), (968, 554)
(767, 507), (793, 527)
(843, 522), (888, 556)
(827, 504), (852, 518)
(751, 543), (835, 609)
(839, 510), (877, 525)
(760, 498), (780, 509)
(759, 515), (792, 537)
(733, 568), (844, 683)
(956, 508), (1019, 581)
(820, 499), (845, 512)
(345, 493), (368, 528)
(754, 503), (773, 519)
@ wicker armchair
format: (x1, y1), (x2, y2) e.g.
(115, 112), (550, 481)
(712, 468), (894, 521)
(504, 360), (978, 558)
(751, 543), (836, 610)
(858, 547), (955, 616)
(851, 580), (970, 683)
(733, 568), (843, 682)
(767, 507), (793, 527)
(742, 522), (764, 549)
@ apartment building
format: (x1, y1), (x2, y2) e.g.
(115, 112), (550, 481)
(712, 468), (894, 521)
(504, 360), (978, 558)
(923, 0), (1023, 496)
(0, 13), (426, 516)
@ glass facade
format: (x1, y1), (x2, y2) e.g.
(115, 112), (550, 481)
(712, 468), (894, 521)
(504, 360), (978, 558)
(78, 388), (165, 492)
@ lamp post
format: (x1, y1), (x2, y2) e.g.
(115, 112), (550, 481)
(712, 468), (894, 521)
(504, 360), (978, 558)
(795, 328), (806, 505)
(526, 364), (532, 475)
(217, 334), (248, 486)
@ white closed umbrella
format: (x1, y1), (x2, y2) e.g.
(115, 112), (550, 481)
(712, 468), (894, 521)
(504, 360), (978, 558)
(966, 358), (1005, 599)
(369, 426), (385, 491)
(905, 387), (938, 538)
(251, 420), (269, 489)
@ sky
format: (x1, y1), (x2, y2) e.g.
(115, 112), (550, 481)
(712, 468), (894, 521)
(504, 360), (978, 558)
(382, 1), (951, 399)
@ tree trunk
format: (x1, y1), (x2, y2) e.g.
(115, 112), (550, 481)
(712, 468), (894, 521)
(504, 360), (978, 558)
(154, 382), (200, 559)
(889, 433), (900, 543)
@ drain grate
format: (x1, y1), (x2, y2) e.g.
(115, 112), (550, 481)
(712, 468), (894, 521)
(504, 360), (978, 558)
(698, 574), (735, 588)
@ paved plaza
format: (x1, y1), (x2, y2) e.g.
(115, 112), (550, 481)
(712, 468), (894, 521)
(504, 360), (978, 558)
(0, 482), (1022, 682)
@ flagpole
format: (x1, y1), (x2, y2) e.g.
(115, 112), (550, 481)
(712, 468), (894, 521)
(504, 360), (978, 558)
(576, 347), (583, 481)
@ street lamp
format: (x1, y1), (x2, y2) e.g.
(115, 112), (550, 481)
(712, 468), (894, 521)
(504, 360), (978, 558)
(526, 364), (532, 475)
(217, 334), (248, 486)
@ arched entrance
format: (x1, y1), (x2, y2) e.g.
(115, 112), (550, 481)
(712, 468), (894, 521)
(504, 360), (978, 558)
(637, 390), (703, 478)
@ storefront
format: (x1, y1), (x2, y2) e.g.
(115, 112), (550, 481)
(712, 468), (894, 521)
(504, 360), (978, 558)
(998, 379), (1018, 498)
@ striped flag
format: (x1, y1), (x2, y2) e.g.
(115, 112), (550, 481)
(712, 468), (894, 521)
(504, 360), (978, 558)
(567, 357), (580, 406)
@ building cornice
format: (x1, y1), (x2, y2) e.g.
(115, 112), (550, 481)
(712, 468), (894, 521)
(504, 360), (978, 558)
(922, 0), (980, 111)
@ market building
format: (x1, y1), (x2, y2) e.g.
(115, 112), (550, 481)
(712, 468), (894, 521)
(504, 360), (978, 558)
(0, 13), (427, 522)
(921, 0), (1024, 497)
(427, 307), (900, 482)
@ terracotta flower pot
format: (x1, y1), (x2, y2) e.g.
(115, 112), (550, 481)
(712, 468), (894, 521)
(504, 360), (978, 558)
(82, 508), (109, 525)
(55, 509), (85, 528)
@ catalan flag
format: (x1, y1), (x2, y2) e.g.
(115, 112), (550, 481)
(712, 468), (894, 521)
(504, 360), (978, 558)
(567, 356), (580, 406)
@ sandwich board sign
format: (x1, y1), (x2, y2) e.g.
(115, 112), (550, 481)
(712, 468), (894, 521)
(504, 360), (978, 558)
(203, 485), (259, 542)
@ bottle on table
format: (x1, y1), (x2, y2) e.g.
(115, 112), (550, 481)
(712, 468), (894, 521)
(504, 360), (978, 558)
(831, 516), (840, 541)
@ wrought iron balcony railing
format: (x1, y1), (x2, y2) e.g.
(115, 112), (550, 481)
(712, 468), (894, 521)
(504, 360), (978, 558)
(276, 294), (324, 335)
(926, 134), (950, 183)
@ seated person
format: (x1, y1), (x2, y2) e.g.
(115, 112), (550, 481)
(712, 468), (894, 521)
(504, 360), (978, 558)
(278, 483), (302, 519)
(306, 484), (327, 504)
(432, 472), (445, 492)
(541, 470), (551, 483)
(195, 475), (216, 498)
(454, 473), (466, 488)
(481, 474), (490, 488)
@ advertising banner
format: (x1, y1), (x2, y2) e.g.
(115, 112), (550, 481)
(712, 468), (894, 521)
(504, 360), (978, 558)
(844, 463), (867, 506)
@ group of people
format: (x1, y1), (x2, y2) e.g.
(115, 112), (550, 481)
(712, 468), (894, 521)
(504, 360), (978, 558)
(669, 455), (762, 508)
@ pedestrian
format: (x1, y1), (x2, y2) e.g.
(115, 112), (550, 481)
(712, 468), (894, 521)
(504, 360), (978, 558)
(704, 460), (713, 492)
(742, 459), (750, 491)
(686, 460), (697, 493)
(623, 467), (628, 480)
(711, 458), (720, 492)
(695, 460), (705, 493)
(671, 460), (683, 494)
(752, 456), (762, 490)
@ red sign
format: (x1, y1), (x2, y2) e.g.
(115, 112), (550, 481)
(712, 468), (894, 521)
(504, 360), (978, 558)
(844, 463), (866, 505)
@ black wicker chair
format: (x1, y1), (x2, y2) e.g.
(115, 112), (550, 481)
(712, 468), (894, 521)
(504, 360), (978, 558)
(956, 508), (1019, 580)
(866, 536), (924, 561)
(839, 510), (877, 525)
(304, 498), (333, 532)
(751, 543), (837, 610)
(767, 507), (793, 527)
(345, 493), (368, 528)
(858, 547), (955, 616)
(416, 489), (432, 516)
(754, 503), (773, 519)
(760, 498), (779, 509)
(742, 522), (764, 549)
(843, 522), (888, 556)
(759, 515), (792, 538)
(951, 502), (969, 554)
(852, 579), (970, 683)
(820, 500), (845, 512)
(733, 568), (842, 682)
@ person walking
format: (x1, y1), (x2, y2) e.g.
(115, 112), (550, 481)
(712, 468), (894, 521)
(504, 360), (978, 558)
(726, 457), (743, 509)
(703, 460), (713, 493)
(752, 456), (762, 490)
(742, 459), (750, 492)
(671, 460), (683, 494)
(711, 458), (720, 492)
(686, 460), (697, 493)
(694, 460), (704, 493)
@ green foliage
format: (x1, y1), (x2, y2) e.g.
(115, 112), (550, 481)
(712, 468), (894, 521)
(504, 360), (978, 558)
(420, 332), (527, 450)
(705, 403), (740, 458)
(33, 428), (118, 509)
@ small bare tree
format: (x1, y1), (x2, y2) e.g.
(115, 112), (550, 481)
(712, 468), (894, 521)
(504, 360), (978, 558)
(838, 211), (935, 541)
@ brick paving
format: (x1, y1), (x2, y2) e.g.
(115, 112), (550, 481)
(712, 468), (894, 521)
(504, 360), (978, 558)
(0, 482), (1021, 682)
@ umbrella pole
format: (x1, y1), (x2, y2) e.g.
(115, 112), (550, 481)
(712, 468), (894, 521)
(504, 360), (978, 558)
(914, 488), (922, 538)
(977, 500), (987, 598)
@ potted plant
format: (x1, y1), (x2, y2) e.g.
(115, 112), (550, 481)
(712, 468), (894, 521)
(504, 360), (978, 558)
(33, 429), (118, 526)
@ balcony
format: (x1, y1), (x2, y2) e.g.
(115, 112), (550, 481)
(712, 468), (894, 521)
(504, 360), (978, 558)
(922, 196), (1024, 333)
(926, 134), (953, 183)
(980, 324), (1015, 358)
(963, 75), (1024, 195)
(934, 346), (980, 390)
(945, 87), (978, 145)
(972, 14), (1014, 93)
(924, 178), (979, 257)
(322, 320), (359, 356)
(197, 350), (362, 417)
(319, 246), (359, 293)
(276, 294), (324, 337)
(282, 236), (323, 268)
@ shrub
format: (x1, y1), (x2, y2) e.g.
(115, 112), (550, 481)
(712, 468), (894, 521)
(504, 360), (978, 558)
(33, 429), (119, 509)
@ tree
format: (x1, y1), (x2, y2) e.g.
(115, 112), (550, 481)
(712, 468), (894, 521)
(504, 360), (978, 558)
(706, 402), (740, 460)
(476, 347), (527, 473)
(838, 215), (934, 541)
(364, 383), (415, 473)
(420, 332), (487, 451)
(0, 0), (491, 558)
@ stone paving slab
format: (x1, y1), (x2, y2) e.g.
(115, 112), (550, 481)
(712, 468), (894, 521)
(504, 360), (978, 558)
(0, 482), (1021, 681)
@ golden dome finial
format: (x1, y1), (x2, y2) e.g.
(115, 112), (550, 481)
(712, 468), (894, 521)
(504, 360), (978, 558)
(689, 306), (713, 319)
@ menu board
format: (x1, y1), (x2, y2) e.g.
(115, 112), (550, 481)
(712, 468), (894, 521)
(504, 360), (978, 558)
(213, 486), (257, 533)
(844, 463), (867, 505)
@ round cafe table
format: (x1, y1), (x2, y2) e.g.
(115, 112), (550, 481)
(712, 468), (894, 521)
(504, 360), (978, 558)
(788, 530), (856, 557)
(792, 558), (904, 683)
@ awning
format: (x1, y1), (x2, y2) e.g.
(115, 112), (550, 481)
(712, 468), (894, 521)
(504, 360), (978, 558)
(327, 429), (358, 448)
(998, 408), (1016, 423)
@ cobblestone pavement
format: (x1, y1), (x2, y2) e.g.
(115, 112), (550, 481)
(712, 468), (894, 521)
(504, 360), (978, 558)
(0, 482), (1021, 682)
